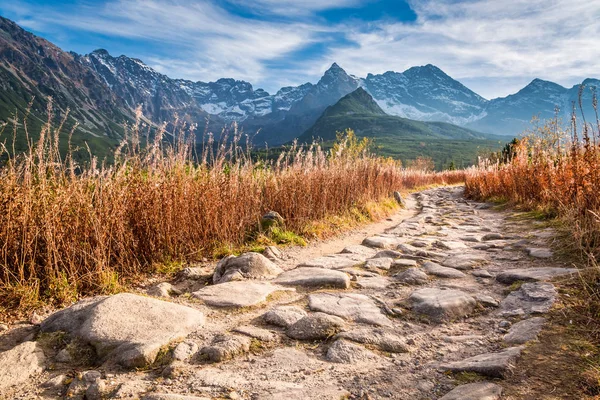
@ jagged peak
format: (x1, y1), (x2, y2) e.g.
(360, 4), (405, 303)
(522, 78), (566, 92)
(90, 49), (111, 57)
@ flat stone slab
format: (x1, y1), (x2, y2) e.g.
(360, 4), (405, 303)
(340, 245), (377, 257)
(326, 339), (376, 364)
(527, 247), (553, 258)
(365, 257), (393, 270)
(439, 382), (503, 400)
(308, 293), (392, 327)
(192, 281), (294, 308)
(335, 327), (408, 353)
(200, 334), (251, 362)
(393, 259), (418, 267)
(423, 261), (467, 279)
(297, 254), (362, 269)
(435, 240), (469, 251)
(472, 269), (494, 278)
(274, 267), (350, 289)
(504, 317), (546, 344)
(374, 250), (402, 259)
(409, 288), (476, 322)
(41, 293), (205, 367)
(442, 254), (488, 270)
(499, 282), (557, 317)
(496, 267), (578, 284)
(233, 325), (278, 342)
(0, 341), (45, 393)
(395, 267), (429, 285)
(357, 276), (391, 289)
(263, 306), (307, 328)
(362, 236), (401, 249)
(439, 347), (522, 378)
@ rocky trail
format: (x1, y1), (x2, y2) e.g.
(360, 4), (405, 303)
(0, 187), (582, 400)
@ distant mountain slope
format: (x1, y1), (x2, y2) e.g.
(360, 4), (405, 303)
(363, 65), (487, 125)
(299, 88), (501, 168)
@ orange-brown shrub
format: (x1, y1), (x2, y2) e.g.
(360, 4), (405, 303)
(0, 108), (464, 311)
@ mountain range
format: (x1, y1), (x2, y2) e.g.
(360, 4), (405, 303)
(0, 15), (597, 159)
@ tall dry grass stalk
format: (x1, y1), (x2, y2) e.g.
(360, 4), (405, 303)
(465, 88), (600, 260)
(0, 105), (465, 312)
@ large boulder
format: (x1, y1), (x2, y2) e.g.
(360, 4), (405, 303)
(213, 252), (283, 284)
(41, 293), (205, 368)
(0, 341), (46, 393)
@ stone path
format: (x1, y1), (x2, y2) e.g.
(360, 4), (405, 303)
(0, 187), (582, 399)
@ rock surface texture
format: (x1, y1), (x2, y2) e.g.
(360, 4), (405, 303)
(1, 187), (575, 399)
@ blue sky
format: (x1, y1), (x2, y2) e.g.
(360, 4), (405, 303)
(1, 0), (599, 99)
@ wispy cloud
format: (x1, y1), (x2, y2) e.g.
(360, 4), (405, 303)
(1, 0), (599, 98)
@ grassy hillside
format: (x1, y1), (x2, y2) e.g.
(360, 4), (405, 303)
(298, 88), (503, 168)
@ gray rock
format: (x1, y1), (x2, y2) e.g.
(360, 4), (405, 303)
(365, 257), (393, 270)
(147, 282), (181, 298)
(274, 267), (350, 289)
(374, 250), (402, 259)
(395, 268), (429, 285)
(286, 313), (346, 340)
(460, 236), (483, 243)
(298, 254), (362, 269)
(193, 281), (294, 308)
(410, 240), (430, 248)
(55, 348), (72, 363)
(496, 267), (578, 284)
(527, 247), (553, 258)
(439, 382), (503, 400)
(504, 317), (546, 344)
(308, 293), (392, 327)
(500, 282), (557, 316)
(41, 293), (204, 368)
(439, 347), (522, 378)
(472, 269), (493, 278)
(172, 341), (199, 361)
(393, 259), (418, 267)
(0, 341), (45, 392)
(341, 245), (377, 258)
(409, 288), (476, 322)
(326, 339), (376, 364)
(474, 294), (499, 307)
(261, 211), (284, 230)
(233, 325), (278, 342)
(143, 394), (211, 400)
(363, 235), (401, 249)
(435, 240), (468, 251)
(200, 335), (251, 362)
(482, 233), (504, 241)
(179, 266), (206, 280)
(394, 191), (405, 206)
(357, 276), (391, 289)
(263, 306), (307, 328)
(263, 246), (283, 262)
(335, 327), (408, 353)
(213, 252), (283, 284)
(442, 254), (488, 270)
(42, 374), (67, 390)
(397, 243), (420, 255)
(423, 261), (467, 279)
(86, 380), (107, 400)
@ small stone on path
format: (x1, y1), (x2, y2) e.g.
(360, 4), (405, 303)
(341, 245), (377, 257)
(308, 292), (392, 327)
(482, 233), (504, 241)
(263, 306), (307, 328)
(423, 261), (467, 279)
(233, 325), (278, 342)
(357, 276), (391, 289)
(193, 281), (293, 308)
(393, 259), (417, 267)
(363, 236), (401, 249)
(326, 339), (376, 364)
(526, 248), (553, 258)
(395, 268), (428, 285)
(409, 288), (476, 322)
(439, 382), (503, 400)
(472, 269), (493, 278)
(442, 254), (488, 270)
(147, 282), (180, 298)
(499, 282), (557, 316)
(504, 317), (546, 344)
(365, 257), (393, 270)
(439, 347), (522, 378)
(286, 313), (346, 340)
(335, 327), (408, 353)
(201, 335), (251, 362)
(374, 250), (402, 259)
(213, 252), (283, 284)
(172, 341), (199, 361)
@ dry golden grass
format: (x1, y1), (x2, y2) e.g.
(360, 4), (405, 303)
(0, 105), (465, 313)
